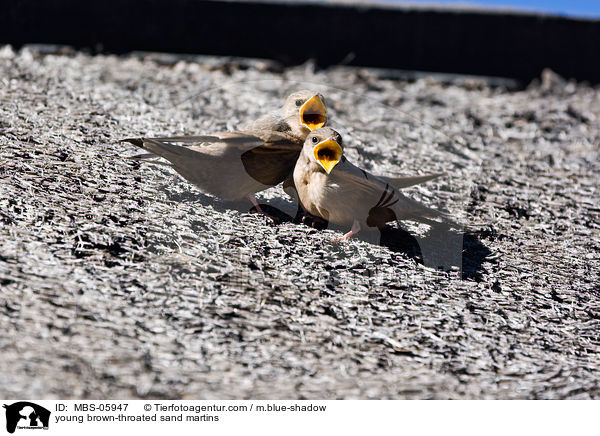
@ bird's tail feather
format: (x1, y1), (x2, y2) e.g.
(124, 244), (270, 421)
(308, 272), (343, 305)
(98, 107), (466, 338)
(120, 137), (205, 165)
(125, 153), (174, 168)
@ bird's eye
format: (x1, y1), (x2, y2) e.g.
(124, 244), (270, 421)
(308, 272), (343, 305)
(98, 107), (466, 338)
(311, 136), (319, 144)
(295, 100), (303, 107)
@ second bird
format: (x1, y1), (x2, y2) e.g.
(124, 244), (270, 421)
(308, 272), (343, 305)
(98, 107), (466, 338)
(293, 127), (459, 241)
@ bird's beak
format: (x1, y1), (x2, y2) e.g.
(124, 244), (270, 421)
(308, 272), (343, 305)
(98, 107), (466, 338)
(300, 95), (327, 130)
(313, 139), (342, 174)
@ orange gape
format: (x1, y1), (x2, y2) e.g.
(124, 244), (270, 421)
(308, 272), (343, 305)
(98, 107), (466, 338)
(300, 95), (327, 130)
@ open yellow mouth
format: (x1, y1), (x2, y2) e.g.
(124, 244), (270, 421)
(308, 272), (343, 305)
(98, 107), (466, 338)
(300, 95), (327, 130)
(313, 139), (342, 174)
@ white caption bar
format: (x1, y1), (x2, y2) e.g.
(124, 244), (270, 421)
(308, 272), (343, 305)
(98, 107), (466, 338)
(0, 400), (596, 435)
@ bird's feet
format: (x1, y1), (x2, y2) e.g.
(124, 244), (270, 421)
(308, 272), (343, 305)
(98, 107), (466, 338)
(331, 220), (361, 242)
(247, 196), (294, 225)
(331, 232), (354, 242)
(302, 213), (329, 230)
(249, 206), (281, 225)
(247, 195), (280, 225)
(293, 207), (329, 230)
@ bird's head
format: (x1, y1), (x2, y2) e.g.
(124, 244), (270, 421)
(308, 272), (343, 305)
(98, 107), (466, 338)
(304, 127), (343, 174)
(281, 90), (327, 135)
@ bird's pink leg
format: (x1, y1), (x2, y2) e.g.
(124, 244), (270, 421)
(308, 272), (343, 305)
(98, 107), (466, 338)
(332, 220), (361, 242)
(247, 194), (281, 224)
(247, 194), (265, 215)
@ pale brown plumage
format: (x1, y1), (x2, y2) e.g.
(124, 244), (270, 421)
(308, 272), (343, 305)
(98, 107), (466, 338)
(122, 92), (445, 224)
(293, 127), (458, 240)
(123, 130), (302, 200)
(121, 91), (327, 206)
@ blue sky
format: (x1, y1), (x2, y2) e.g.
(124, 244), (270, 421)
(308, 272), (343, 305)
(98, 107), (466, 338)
(386, 0), (600, 18)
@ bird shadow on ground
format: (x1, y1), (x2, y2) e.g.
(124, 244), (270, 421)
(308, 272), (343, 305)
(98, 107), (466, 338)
(356, 225), (491, 281)
(162, 187), (298, 223)
(161, 186), (491, 281)
(460, 232), (492, 281)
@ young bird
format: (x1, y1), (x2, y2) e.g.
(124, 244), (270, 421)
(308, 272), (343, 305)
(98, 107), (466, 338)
(242, 90), (327, 138)
(122, 90), (327, 213)
(293, 127), (458, 241)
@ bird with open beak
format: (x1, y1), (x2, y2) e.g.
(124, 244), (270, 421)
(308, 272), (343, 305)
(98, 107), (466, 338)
(293, 127), (458, 241)
(243, 90), (328, 138)
(122, 90), (328, 215)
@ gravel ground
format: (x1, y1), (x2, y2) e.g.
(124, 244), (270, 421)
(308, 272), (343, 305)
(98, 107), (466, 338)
(0, 45), (599, 399)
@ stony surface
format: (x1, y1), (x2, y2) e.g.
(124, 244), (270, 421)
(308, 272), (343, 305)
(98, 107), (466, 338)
(0, 45), (599, 399)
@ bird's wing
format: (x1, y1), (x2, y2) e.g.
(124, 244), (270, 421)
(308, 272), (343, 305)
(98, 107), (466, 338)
(121, 130), (301, 154)
(332, 159), (457, 227)
(121, 137), (213, 164)
(140, 130), (302, 152)
(177, 131), (304, 186)
(126, 152), (159, 160)
(374, 172), (446, 190)
(234, 131), (303, 186)
(125, 152), (174, 168)
(121, 130), (303, 188)
(146, 135), (223, 143)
